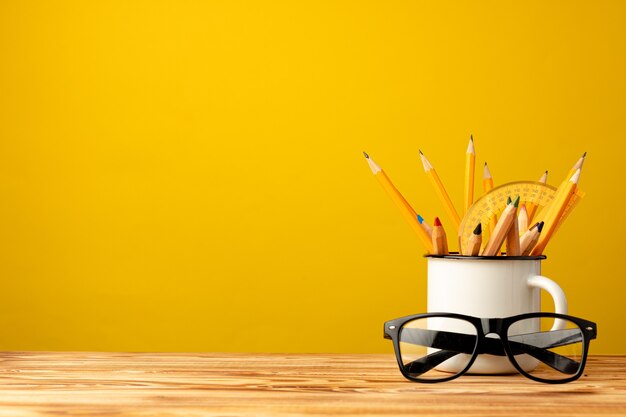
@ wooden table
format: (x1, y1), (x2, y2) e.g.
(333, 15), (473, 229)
(0, 352), (624, 416)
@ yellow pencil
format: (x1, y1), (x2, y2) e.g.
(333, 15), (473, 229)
(482, 196), (519, 256)
(566, 152), (586, 181)
(419, 150), (461, 230)
(432, 217), (449, 255)
(483, 162), (497, 234)
(364, 152), (433, 252)
(531, 169), (581, 255)
(543, 153), (585, 224)
(526, 170), (547, 222)
(464, 135), (475, 214)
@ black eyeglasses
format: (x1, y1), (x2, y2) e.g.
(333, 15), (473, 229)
(384, 312), (597, 384)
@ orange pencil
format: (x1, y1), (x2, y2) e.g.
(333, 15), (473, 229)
(432, 217), (449, 255)
(463, 223), (482, 256)
(482, 196), (520, 256)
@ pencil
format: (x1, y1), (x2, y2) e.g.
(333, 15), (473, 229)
(432, 217), (449, 255)
(482, 195), (520, 256)
(464, 135), (475, 214)
(547, 153), (585, 222)
(566, 152), (586, 181)
(419, 150), (461, 230)
(520, 221), (544, 256)
(531, 170), (580, 255)
(483, 162), (493, 192)
(364, 152), (433, 252)
(506, 197), (521, 256)
(483, 162), (498, 234)
(417, 214), (433, 237)
(463, 223), (482, 256)
(526, 170), (547, 222)
(518, 203), (529, 234)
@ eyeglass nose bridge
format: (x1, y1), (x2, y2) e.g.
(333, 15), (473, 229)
(480, 318), (505, 336)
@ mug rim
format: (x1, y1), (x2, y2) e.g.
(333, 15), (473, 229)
(425, 252), (546, 261)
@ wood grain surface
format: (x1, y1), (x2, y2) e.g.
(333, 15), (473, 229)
(0, 352), (624, 416)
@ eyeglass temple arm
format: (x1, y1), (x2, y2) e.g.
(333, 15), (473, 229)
(401, 328), (581, 375)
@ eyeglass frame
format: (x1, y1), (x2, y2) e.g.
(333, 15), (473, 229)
(383, 311), (597, 384)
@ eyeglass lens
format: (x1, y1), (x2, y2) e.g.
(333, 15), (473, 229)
(399, 317), (478, 380)
(506, 316), (584, 381)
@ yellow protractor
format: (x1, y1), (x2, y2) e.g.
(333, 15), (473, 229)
(458, 181), (584, 253)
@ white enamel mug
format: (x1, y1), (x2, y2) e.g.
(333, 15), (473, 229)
(426, 254), (568, 374)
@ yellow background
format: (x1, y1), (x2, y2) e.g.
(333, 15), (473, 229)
(0, 1), (624, 354)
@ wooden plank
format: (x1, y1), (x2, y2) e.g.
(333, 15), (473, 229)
(0, 352), (624, 416)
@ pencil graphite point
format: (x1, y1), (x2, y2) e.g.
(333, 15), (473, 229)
(467, 135), (475, 153)
(572, 153), (586, 172)
(364, 153), (382, 174)
(434, 217), (442, 226)
(419, 150), (432, 172)
(473, 223), (482, 235)
(512, 195), (520, 207)
(537, 221), (545, 233)
(417, 214), (424, 224)
(507, 196), (512, 204)
(483, 162), (492, 179)
(363, 151), (369, 159)
(419, 149), (423, 155)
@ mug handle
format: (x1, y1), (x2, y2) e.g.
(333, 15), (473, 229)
(527, 275), (568, 331)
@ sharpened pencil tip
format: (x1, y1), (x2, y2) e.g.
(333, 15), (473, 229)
(470, 134), (473, 141)
(434, 217), (442, 227)
(570, 169), (581, 184)
(363, 151), (369, 159)
(507, 196), (512, 204)
(582, 151), (587, 158)
(483, 162), (492, 179)
(537, 221), (545, 233)
(466, 136), (475, 153)
(417, 214), (424, 224)
(419, 149), (423, 155)
(512, 195), (520, 207)
(473, 223), (482, 235)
